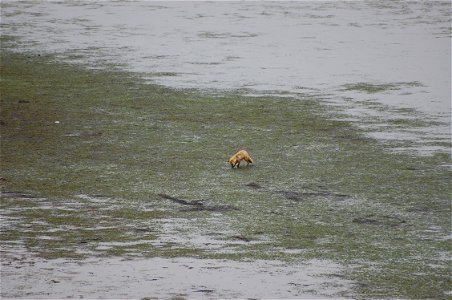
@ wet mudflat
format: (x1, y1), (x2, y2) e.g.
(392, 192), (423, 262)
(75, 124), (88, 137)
(0, 52), (451, 299)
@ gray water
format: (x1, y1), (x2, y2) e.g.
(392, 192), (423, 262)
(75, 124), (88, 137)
(1, 1), (451, 154)
(2, 243), (351, 299)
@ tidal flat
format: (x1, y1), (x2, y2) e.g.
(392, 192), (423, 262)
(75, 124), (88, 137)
(1, 51), (451, 299)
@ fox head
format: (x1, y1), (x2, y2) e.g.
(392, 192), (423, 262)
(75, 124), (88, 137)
(228, 157), (237, 167)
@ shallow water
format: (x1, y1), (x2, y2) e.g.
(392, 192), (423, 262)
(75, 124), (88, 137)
(2, 244), (351, 299)
(1, 0), (451, 153)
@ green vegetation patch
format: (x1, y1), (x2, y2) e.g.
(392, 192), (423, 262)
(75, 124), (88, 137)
(342, 81), (423, 94)
(1, 51), (451, 299)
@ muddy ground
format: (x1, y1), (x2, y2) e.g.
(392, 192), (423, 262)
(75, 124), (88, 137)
(1, 51), (451, 299)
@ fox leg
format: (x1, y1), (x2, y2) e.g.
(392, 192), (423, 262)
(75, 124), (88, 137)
(237, 160), (241, 168)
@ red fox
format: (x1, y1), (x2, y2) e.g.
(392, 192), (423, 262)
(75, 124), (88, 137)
(229, 149), (254, 168)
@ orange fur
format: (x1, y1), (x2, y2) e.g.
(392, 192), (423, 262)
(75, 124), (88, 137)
(228, 149), (254, 168)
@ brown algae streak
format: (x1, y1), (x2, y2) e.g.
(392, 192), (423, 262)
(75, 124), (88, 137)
(0, 52), (451, 299)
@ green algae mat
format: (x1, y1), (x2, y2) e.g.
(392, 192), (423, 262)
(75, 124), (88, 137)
(1, 51), (451, 299)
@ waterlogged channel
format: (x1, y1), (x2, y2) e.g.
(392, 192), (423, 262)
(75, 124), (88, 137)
(1, 1), (451, 299)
